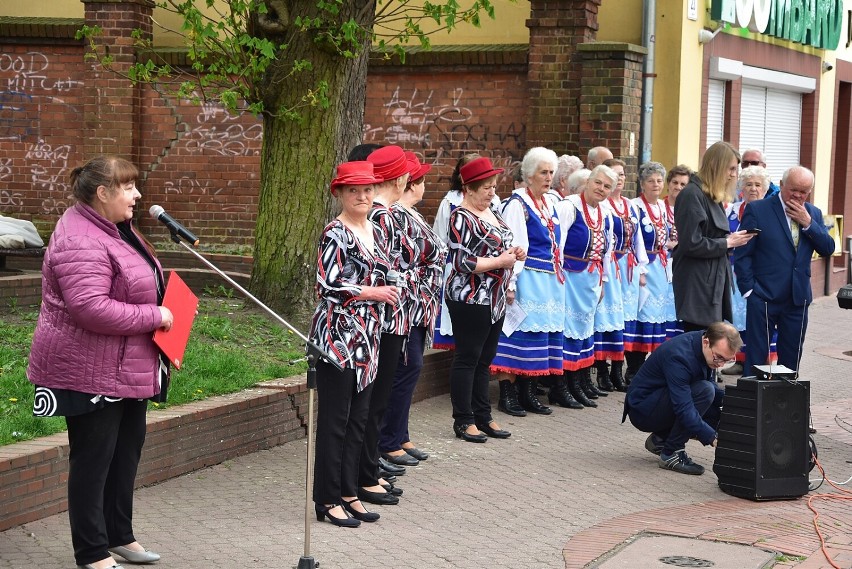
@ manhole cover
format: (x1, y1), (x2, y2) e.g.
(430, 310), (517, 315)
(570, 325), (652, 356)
(659, 556), (715, 567)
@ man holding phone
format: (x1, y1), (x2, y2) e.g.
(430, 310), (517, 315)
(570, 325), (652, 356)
(733, 166), (835, 374)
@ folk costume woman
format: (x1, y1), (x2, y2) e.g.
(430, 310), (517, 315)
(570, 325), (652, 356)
(492, 147), (568, 415)
(625, 162), (676, 379)
(555, 165), (618, 407)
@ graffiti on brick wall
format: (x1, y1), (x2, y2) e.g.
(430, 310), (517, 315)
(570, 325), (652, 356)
(0, 52), (83, 93)
(184, 101), (263, 157)
(363, 86), (525, 171)
(0, 157), (24, 208)
(164, 177), (247, 213)
(24, 140), (74, 215)
(0, 52), (83, 143)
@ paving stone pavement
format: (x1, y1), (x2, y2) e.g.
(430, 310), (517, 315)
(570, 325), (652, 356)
(2, 295), (852, 569)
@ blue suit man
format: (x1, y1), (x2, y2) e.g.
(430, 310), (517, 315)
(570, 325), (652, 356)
(733, 166), (835, 374)
(623, 324), (740, 475)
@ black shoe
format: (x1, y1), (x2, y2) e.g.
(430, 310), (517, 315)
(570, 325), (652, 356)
(518, 378), (553, 415)
(315, 503), (361, 527)
(610, 360), (627, 392)
(476, 421), (511, 439)
(357, 487), (400, 505)
(659, 449), (705, 475)
(342, 498), (380, 522)
(453, 423), (488, 443)
(548, 374), (584, 409)
(380, 482), (403, 496)
(567, 370), (597, 408)
(578, 368), (600, 399)
(625, 351), (646, 384)
(378, 457), (406, 475)
(381, 452), (419, 467)
(378, 471), (398, 483)
(595, 361), (615, 392)
(498, 380), (527, 417)
(403, 446), (429, 461)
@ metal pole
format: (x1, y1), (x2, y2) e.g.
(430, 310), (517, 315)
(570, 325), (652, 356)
(639, 0), (656, 165)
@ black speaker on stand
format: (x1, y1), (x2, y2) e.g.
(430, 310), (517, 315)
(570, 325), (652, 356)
(713, 376), (810, 500)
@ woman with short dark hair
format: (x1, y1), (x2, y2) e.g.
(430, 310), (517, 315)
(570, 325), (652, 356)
(446, 157), (525, 442)
(28, 156), (173, 568)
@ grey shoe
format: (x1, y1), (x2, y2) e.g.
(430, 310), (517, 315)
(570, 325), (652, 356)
(644, 433), (664, 455)
(721, 362), (743, 376)
(108, 545), (160, 564)
(659, 449), (705, 475)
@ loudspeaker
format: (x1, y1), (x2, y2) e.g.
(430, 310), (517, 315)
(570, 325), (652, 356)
(712, 377), (810, 501)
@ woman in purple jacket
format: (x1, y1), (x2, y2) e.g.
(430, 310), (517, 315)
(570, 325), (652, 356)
(28, 156), (173, 569)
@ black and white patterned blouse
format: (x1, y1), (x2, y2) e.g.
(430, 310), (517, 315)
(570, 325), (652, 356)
(445, 207), (515, 323)
(369, 203), (415, 336)
(309, 219), (391, 392)
(391, 202), (447, 334)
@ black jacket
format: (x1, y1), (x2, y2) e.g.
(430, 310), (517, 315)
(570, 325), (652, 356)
(671, 174), (732, 327)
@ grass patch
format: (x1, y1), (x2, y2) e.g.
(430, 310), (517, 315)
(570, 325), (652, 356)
(0, 288), (307, 446)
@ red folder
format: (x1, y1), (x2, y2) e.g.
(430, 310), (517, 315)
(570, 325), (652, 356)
(153, 271), (199, 369)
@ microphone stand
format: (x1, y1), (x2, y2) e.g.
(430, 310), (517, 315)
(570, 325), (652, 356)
(167, 234), (339, 569)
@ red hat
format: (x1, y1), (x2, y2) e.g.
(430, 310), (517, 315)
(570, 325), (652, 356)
(330, 161), (383, 191)
(460, 157), (504, 185)
(367, 145), (410, 181)
(405, 151), (432, 181)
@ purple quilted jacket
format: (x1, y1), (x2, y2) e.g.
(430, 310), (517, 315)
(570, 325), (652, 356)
(27, 203), (165, 398)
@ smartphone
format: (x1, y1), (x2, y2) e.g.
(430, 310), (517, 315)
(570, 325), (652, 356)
(745, 228), (761, 234)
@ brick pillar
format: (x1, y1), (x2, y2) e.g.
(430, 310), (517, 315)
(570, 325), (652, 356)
(525, 0), (601, 155)
(577, 42), (646, 197)
(80, 0), (153, 160)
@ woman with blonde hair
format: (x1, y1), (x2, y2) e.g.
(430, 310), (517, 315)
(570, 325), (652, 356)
(672, 141), (754, 333)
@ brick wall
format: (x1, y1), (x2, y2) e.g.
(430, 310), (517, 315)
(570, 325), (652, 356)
(577, 42), (646, 197)
(0, 20), (529, 243)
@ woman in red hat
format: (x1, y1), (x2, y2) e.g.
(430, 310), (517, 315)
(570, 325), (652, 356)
(309, 160), (397, 527)
(445, 156), (526, 442)
(355, 145), (419, 506)
(379, 152), (447, 467)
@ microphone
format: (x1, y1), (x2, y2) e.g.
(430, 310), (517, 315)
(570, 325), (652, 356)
(385, 269), (400, 322)
(149, 205), (200, 247)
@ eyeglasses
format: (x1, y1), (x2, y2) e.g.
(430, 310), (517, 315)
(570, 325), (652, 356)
(710, 351), (735, 365)
(741, 160), (762, 168)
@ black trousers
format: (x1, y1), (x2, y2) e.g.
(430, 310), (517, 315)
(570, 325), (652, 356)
(446, 299), (503, 426)
(313, 361), (374, 504)
(65, 398), (147, 566)
(379, 325), (427, 453)
(358, 333), (405, 487)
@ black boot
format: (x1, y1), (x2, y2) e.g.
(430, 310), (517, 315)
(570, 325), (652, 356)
(518, 377), (552, 415)
(624, 351), (646, 385)
(498, 379), (526, 417)
(548, 373), (583, 409)
(595, 360), (614, 392)
(578, 366), (599, 400)
(610, 360), (627, 392)
(566, 370), (596, 408)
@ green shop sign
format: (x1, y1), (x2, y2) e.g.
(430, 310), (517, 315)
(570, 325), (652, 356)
(711, 0), (843, 50)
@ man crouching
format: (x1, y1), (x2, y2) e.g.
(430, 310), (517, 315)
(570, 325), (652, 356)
(622, 322), (741, 475)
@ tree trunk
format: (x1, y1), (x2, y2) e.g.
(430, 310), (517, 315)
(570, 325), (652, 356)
(250, 0), (374, 319)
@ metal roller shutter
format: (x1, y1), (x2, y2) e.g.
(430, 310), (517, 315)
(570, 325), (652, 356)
(707, 79), (726, 149)
(739, 85), (801, 182)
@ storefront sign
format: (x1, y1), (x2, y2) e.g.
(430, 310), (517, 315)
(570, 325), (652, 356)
(710, 0), (842, 50)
